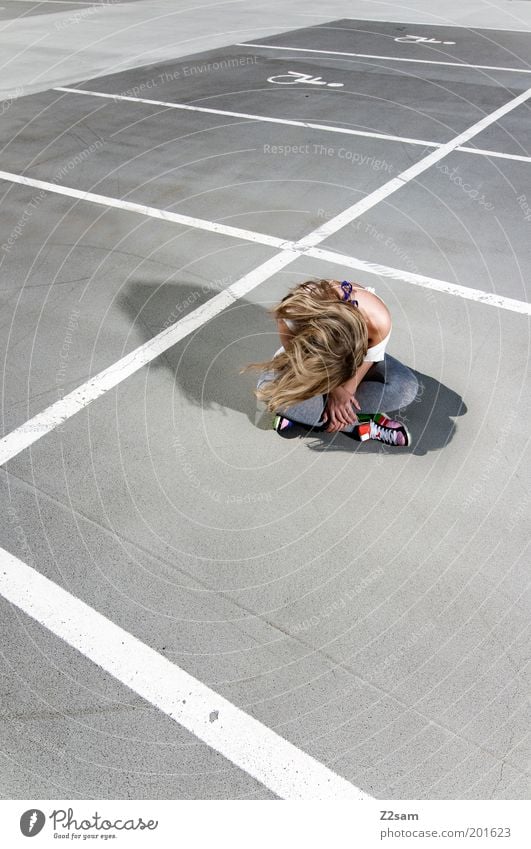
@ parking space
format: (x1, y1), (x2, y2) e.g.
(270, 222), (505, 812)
(0, 190), (276, 434)
(244, 18), (531, 70)
(317, 151), (531, 300)
(0, 15), (529, 801)
(0, 585), (275, 799)
(0, 81), (431, 246)
(3, 252), (529, 798)
(57, 48), (525, 144)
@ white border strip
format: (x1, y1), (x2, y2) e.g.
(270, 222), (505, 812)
(0, 545), (367, 800)
(0, 85), (529, 466)
(236, 42), (531, 75)
(54, 86), (531, 164)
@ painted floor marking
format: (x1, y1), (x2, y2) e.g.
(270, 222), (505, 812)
(1, 28), (530, 798)
(308, 247), (531, 315)
(0, 545), (368, 800)
(0, 168), (287, 250)
(54, 85), (440, 149)
(456, 146), (531, 163)
(303, 18), (531, 33)
(0, 85), (529, 467)
(0, 252), (297, 466)
(237, 42), (531, 75)
(54, 86), (531, 164)
(295, 84), (531, 249)
(2, 159), (527, 316)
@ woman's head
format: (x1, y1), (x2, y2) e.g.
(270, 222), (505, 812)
(241, 278), (368, 412)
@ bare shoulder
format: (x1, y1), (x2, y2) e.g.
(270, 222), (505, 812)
(360, 287), (392, 333)
(331, 280), (392, 341)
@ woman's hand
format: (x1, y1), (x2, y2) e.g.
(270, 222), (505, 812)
(322, 386), (360, 433)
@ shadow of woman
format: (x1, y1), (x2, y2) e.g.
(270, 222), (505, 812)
(119, 280), (466, 455)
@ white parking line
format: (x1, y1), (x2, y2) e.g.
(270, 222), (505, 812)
(308, 247), (531, 315)
(54, 86), (531, 164)
(295, 85), (531, 249)
(237, 42), (531, 75)
(53, 86), (442, 150)
(1, 69), (530, 798)
(0, 252), (297, 466)
(309, 18), (531, 33)
(0, 545), (367, 800)
(0, 168), (287, 250)
(1, 246), (527, 469)
(457, 146), (531, 163)
(0, 84), (529, 467)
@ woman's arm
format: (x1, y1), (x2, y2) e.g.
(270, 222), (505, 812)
(323, 315), (390, 431)
(339, 360), (374, 395)
(338, 310), (392, 394)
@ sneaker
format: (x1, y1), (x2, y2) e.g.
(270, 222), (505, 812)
(355, 413), (410, 447)
(273, 414), (295, 433)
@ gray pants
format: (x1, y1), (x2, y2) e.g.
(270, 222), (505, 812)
(257, 354), (419, 433)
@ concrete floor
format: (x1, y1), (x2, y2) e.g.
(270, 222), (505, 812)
(0, 5), (530, 800)
(2, 0), (531, 98)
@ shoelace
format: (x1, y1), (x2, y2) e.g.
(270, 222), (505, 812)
(370, 420), (400, 445)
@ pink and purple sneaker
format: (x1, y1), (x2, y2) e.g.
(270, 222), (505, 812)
(273, 414), (295, 433)
(355, 413), (410, 447)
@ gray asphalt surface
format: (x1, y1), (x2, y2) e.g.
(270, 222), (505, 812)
(0, 11), (530, 800)
(0, 0), (145, 22)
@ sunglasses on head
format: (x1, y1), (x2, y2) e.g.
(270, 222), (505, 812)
(340, 280), (359, 306)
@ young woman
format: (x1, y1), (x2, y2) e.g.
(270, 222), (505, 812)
(243, 278), (419, 446)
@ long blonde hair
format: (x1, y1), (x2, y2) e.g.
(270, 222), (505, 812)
(241, 279), (368, 411)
